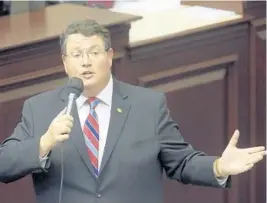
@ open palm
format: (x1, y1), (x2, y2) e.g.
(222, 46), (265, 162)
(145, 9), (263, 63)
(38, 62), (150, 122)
(218, 130), (266, 177)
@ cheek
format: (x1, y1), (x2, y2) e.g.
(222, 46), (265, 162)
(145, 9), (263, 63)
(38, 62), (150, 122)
(65, 62), (78, 76)
(95, 60), (110, 73)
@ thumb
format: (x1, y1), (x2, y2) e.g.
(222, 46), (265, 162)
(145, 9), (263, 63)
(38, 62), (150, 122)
(58, 107), (67, 116)
(227, 129), (240, 148)
(53, 107), (67, 121)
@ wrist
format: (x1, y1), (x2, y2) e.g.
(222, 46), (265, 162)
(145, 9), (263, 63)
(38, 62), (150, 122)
(39, 133), (53, 158)
(213, 158), (228, 178)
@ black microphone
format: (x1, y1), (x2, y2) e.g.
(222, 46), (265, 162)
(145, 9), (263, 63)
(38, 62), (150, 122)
(65, 77), (84, 115)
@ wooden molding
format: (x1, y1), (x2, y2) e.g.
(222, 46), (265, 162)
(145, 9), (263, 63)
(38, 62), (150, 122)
(138, 55), (238, 92)
(128, 20), (249, 61)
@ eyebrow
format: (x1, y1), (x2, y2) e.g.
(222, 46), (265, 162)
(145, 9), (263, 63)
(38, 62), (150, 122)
(71, 45), (101, 51)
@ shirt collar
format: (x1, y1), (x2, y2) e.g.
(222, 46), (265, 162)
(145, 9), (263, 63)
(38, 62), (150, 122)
(76, 75), (113, 109)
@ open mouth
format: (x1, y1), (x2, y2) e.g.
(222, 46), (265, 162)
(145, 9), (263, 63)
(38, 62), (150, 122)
(81, 71), (94, 79)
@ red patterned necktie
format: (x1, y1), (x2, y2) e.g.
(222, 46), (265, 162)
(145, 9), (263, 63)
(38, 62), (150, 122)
(83, 97), (101, 177)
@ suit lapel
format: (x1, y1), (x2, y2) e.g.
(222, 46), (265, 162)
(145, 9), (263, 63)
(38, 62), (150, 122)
(99, 80), (131, 174)
(59, 86), (96, 177)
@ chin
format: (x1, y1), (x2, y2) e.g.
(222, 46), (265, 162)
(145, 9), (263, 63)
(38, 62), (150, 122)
(82, 78), (98, 88)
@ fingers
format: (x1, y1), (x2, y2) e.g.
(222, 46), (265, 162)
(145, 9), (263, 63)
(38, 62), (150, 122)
(59, 125), (72, 134)
(228, 130), (240, 147)
(57, 134), (70, 142)
(56, 115), (74, 124)
(64, 120), (74, 129)
(245, 146), (266, 154)
(48, 107), (74, 142)
(241, 163), (254, 173)
(40, 107), (74, 155)
(247, 153), (265, 165)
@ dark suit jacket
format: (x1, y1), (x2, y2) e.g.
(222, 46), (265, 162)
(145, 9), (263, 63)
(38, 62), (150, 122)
(0, 79), (229, 203)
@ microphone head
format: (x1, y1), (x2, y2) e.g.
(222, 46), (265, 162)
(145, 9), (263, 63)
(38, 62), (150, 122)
(67, 77), (84, 97)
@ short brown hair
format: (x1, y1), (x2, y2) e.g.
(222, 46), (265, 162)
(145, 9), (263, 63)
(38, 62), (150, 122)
(60, 19), (111, 54)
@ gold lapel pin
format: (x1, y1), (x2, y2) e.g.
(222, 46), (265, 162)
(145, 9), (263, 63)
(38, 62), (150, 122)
(117, 108), (123, 113)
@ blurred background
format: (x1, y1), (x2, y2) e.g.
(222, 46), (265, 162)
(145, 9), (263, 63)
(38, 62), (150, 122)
(0, 1), (266, 203)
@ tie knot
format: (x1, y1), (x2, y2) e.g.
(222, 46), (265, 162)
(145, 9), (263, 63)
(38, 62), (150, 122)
(88, 97), (100, 109)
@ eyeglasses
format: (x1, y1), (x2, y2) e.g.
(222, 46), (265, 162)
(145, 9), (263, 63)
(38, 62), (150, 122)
(64, 49), (108, 60)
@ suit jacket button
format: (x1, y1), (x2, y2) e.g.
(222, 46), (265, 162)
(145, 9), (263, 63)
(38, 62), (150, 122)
(96, 193), (101, 198)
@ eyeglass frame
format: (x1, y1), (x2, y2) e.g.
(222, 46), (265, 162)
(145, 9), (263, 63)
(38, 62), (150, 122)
(62, 47), (111, 60)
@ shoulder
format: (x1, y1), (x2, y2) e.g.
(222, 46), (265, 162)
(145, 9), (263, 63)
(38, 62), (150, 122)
(24, 86), (63, 107)
(117, 80), (166, 105)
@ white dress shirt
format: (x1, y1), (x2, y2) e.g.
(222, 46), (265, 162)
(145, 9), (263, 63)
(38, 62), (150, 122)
(76, 75), (113, 169)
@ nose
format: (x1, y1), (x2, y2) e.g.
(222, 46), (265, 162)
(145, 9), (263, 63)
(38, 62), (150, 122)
(81, 54), (91, 67)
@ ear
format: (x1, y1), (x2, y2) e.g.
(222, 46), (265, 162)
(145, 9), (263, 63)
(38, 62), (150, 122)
(107, 48), (114, 68)
(62, 54), (68, 74)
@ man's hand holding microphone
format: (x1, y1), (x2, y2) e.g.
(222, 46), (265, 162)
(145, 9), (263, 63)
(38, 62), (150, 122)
(39, 110), (74, 158)
(39, 77), (84, 158)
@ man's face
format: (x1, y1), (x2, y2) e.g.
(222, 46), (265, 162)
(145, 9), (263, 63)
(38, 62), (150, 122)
(62, 34), (113, 93)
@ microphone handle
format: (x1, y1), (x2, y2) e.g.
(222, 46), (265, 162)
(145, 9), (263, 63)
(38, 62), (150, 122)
(66, 93), (76, 115)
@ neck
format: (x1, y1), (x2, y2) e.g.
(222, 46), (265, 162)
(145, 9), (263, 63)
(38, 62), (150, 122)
(83, 77), (111, 98)
(83, 87), (101, 98)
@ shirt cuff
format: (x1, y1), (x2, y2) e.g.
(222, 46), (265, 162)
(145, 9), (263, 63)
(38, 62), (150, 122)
(216, 176), (228, 186)
(39, 154), (49, 168)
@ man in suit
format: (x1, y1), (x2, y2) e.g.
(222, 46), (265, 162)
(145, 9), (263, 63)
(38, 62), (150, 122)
(0, 19), (265, 203)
